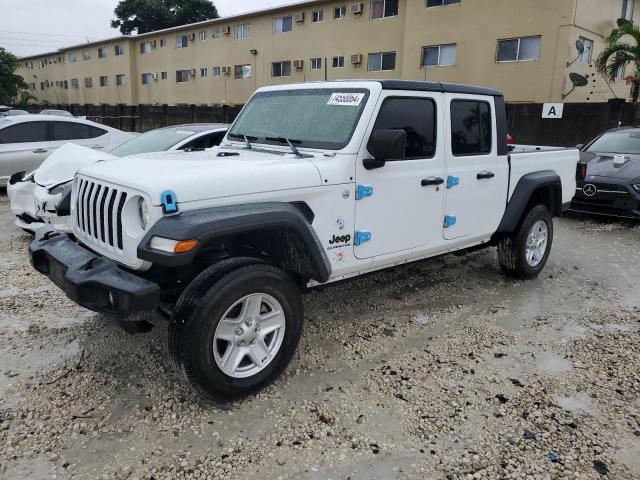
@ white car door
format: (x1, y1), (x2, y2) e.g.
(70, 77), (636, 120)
(49, 120), (111, 152)
(0, 121), (51, 182)
(354, 92), (446, 259)
(442, 94), (503, 240)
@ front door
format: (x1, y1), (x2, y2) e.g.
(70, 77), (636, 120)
(0, 121), (51, 180)
(442, 94), (501, 240)
(354, 92), (445, 259)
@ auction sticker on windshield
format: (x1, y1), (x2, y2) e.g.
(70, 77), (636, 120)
(327, 92), (366, 106)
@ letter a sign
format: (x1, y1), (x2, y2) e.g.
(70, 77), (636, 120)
(542, 103), (564, 119)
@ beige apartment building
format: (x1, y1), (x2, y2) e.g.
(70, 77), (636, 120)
(15, 0), (639, 107)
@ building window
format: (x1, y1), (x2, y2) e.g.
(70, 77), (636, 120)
(116, 74), (125, 86)
(368, 51), (396, 71)
(200, 68), (208, 77)
(82, 50), (91, 61)
(199, 31), (207, 41)
(141, 73), (154, 85)
(140, 42), (151, 54)
(426, 0), (460, 6)
(99, 75), (108, 86)
(451, 100), (492, 156)
(68, 53), (77, 63)
(235, 23), (251, 39)
(84, 77), (93, 88)
(578, 36), (594, 64)
(160, 39), (166, 47)
(114, 45), (124, 56)
(234, 64), (252, 79)
(98, 47), (107, 58)
(272, 61), (292, 77)
(332, 56), (345, 68)
(312, 10), (324, 22)
(334, 6), (347, 19)
(371, 0), (399, 19)
(176, 35), (189, 48)
(421, 43), (457, 67)
(212, 28), (220, 38)
(273, 16), (293, 33)
(310, 57), (322, 70)
(496, 36), (541, 62)
(623, 0), (634, 20)
(176, 70), (190, 82)
(63, 80), (68, 90)
(212, 66), (221, 76)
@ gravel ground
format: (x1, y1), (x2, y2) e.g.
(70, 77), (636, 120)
(0, 191), (639, 480)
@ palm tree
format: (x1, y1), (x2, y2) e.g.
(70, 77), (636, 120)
(596, 20), (640, 102)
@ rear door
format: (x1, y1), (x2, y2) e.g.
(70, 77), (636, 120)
(49, 120), (110, 151)
(354, 92), (445, 259)
(442, 94), (502, 240)
(0, 121), (51, 178)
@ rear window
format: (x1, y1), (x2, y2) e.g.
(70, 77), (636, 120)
(450, 100), (492, 156)
(51, 122), (106, 141)
(109, 128), (198, 156)
(0, 122), (48, 143)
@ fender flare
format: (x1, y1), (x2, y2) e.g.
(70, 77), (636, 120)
(496, 170), (562, 233)
(138, 202), (331, 283)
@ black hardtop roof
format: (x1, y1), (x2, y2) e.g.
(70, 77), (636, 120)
(379, 80), (503, 98)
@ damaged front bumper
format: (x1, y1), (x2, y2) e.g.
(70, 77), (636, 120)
(30, 227), (161, 317)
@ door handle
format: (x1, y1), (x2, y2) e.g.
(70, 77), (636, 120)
(477, 171), (495, 180)
(33, 149), (48, 154)
(91, 145), (104, 150)
(421, 177), (444, 187)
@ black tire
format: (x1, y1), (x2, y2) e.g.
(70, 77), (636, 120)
(168, 260), (303, 399)
(498, 204), (553, 280)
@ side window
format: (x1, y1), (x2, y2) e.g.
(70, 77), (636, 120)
(51, 122), (106, 141)
(369, 97), (436, 159)
(179, 132), (226, 150)
(450, 100), (492, 156)
(0, 122), (48, 143)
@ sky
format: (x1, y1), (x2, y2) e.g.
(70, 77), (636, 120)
(0, 0), (290, 57)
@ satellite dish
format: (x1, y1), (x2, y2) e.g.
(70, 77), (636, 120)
(575, 39), (585, 55)
(570, 72), (589, 87)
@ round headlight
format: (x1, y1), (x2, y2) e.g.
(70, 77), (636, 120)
(138, 197), (150, 229)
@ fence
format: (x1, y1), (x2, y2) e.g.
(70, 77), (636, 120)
(17, 100), (640, 147)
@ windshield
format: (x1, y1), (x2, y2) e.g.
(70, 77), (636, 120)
(109, 128), (197, 156)
(228, 88), (370, 150)
(587, 130), (640, 155)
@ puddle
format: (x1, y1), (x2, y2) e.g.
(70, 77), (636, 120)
(555, 393), (598, 415)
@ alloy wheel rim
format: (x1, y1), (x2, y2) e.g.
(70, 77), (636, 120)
(525, 220), (548, 267)
(213, 293), (286, 379)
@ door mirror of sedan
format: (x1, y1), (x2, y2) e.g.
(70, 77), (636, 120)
(575, 144), (584, 150)
(365, 129), (406, 170)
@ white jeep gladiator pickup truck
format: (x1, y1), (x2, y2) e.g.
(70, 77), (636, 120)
(30, 80), (580, 398)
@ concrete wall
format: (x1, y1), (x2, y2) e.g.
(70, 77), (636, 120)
(15, 0), (639, 106)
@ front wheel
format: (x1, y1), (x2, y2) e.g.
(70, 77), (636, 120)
(498, 204), (553, 280)
(168, 262), (303, 399)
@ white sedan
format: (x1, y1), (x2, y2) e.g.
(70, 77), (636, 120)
(7, 123), (228, 233)
(0, 114), (132, 187)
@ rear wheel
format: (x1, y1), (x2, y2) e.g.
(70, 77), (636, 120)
(498, 204), (553, 280)
(168, 262), (303, 399)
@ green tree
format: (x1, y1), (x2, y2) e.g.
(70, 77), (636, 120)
(111, 0), (219, 35)
(595, 20), (640, 102)
(0, 48), (27, 104)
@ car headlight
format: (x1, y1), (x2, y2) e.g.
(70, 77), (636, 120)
(138, 197), (150, 230)
(633, 184), (640, 193)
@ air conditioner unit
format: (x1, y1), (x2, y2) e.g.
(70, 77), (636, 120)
(222, 66), (231, 75)
(221, 26), (231, 35)
(351, 3), (364, 15)
(293, 59), (304, 70)
(150, 40), (157, 47)
(188, 33), (196, 41)
(189, 68), (197, 76)
(295, 12), (305, 23)
(351, 53), (362, 65)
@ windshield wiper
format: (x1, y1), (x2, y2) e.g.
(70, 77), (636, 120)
(265, 137), (303, 156)
(228, 133), (257, 150)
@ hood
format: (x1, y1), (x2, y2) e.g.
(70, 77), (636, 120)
(580, 151), (640, 180)
(77, 147), (324, 205)
(34, 143), (116, 187)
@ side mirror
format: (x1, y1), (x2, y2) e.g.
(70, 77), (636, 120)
(575, 144), (584, 150)
(364, 129), (406, 170)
